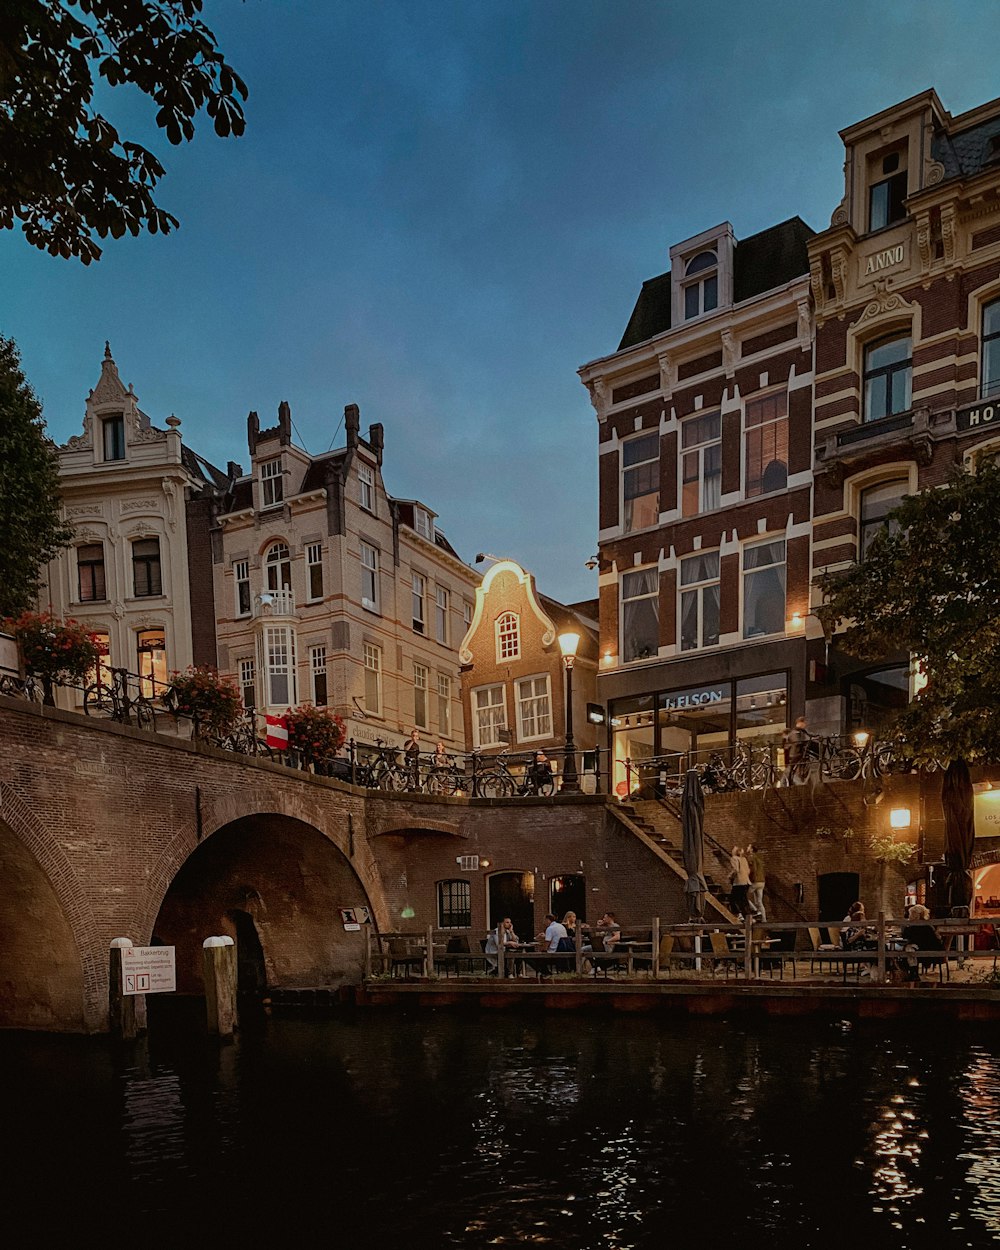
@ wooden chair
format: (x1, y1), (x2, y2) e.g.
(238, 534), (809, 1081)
(808, 926), (842, 976)
(387, 938), (423, 978)
(708, 930), (743, 979)
(658, 933), (675, 975)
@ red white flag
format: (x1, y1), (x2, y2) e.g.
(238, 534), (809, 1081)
(265, 714), (289, 751)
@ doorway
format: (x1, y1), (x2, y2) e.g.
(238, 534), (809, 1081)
(549, 874), (587, 923)
(817, 872), (860, 922)
(487, 872), (534, 944)
(228, 908), (267, 996)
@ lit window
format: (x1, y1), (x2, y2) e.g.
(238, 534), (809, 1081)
(262, 625), (296, 706)
(864, 335), (911, 422)
(234, 560), (251, 616)
(681, 412), (721, 516)
(102, 414), (125, 461)
(744, 391), (788, 497)
(361, 543), (379, 611)
(742, 539), (785, 639)
(622, 432), (659, 532)
(496, 612), (520, 662)
(437, 673), (452, 737)
(516, 675), (551, 740)
(437, 879), (471, 929)
(265, 542), (292, 593)
(474, 685), (506, 748)
(680, 552), (720, 651)
(132, 537), (162, 598)
(412, 572), (426, 634)
(359, 462), (374, 512)
(435, 586), (449, 644)
(239, 657), (256, 709)
(84, 632), (112, 694)
(868, 149), (907, 232)
(363, 642), (381, 715)
(413, 662), (428, 729)
(136, 628), (167, 699)
(983, 299), (1000, 399)
(682, 250), (718, 320)
(306, 543), (324, 601)
(859, 480), (907, 560)
(260, 458), (283, 507)
(621, 568), (659, 662)
(310, 645), (328, 706)
(77, 543), (106, 602)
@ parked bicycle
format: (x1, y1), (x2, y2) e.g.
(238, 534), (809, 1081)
(698, 741), (774, 793)
(85, 667), (156, 730)
(355, 739), (409, 791)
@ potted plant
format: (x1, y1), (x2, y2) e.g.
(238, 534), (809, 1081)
(166, 666), (243, 738)
(285, 703), (346, 771)
(3, 609), (105, 703)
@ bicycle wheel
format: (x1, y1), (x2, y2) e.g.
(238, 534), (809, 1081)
(536, 777), (555, 796)
(134, 698), (155, 731)
(477, 770), (515, 799)
(829, 748), (862, 781)
(378, 767), (408, 792)
(749, 757), (774, 789)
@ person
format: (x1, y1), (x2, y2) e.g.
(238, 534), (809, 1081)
(523, 750), (554, 795)
(560, 911), (591, 951)
(485, 916), (521, 974)
(536, 913), (568, 977)
(730, 846), (751, 917)
(781, 715), (811, 785)
(842, 902), (875, 949)
(595, 911), (621, 952)
(747, 843), (766, 922)
(900, 903), (945, 983)
(404, 727), (421, 788)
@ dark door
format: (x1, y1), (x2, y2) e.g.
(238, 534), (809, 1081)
(817, 872), (860, 923)
(549, 874), (587, 923)
(228, 909), (267, 996)
(488, 872), (534, 943)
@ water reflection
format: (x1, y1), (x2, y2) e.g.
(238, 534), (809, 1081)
(5, 1014), (1000, 1246)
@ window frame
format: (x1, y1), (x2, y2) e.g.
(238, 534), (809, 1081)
(310, 644), (328, 706)
(260, 458), (283, 508)
(414, 507), (433, 541)
(102, 414), (125, 461)
(863, 333), (912, 423)
(136, 628), (167, 699)
(306, 543), (324, 602)
(680, 411), (722, 517)
(982, 297), (1000, 400)
(412, 571), (426, 634)
(234, 560), (251, 617)
(515, 673), (552, 742)
(413, 661), (428, 729)
(859, 479), (908, 560)
(435, 586), (449, 645)
(867, 149), (908, 233)
(741, 538), (786, 641)
(131, 536), (162, 598)
(679, 550), (721, 653)
(264, 542), (292, 593)
(437, 672), (452, 737)
(363, 642), (382, 716)
(495, 611), (520, 663)
(744, 390), (789, 498)
(681, 249), (719, 320)
(77, 542), (107, 602)
(621, 431), (660, 533)
(361, 542), (379, 612)
(358, 462), (375, 512)
(437, 879), (471, 929)
(261, 624), (297, 707)
(472, 683), (507, 749)
(239, 657), (256, 709)
(621, 566), (660, 664)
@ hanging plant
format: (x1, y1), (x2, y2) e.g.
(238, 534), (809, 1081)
(4, 609), (105, 692)
(285, 703), (346, 764)
(166, 666), (243, 736)
(867, 833), (916, 865)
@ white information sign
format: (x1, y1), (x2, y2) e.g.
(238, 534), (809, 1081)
(121, 945), (176, 996)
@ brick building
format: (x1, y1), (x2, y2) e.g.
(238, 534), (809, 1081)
(46, 346), (224, 709)
(808, 89), (1000, 734)
(458, 557), (599, 779)
(578, 219), (815, 791)
(213, 400), (478, 752)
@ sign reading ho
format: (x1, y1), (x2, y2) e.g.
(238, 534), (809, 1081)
(662, 687), (725, 712)
(121, 945), (176, 996)
(958, 401), (1000, 433)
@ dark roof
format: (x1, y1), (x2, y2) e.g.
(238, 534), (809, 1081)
(617, 217), (815, 351)
(180, 444), (228, 491)
(299, 450), (347, 494)
(537, 592), (600, 660)
(933, 116), (1000, 180)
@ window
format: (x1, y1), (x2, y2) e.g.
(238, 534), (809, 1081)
(496, 612), (520, 662)
(363, 643), (382, 715)
(622, 432), (660, 532)
(239, 658), (256, 709)
(234, 560), (251, 616)
(859, 480), (907, 560)
(463, 600), (473, 631)
(516, 675), (551, 741)
(680, 552), (720, 652)
(864, 335), (912, 421)
(361, 542), (379, 611)
(868, 149), (907, 232)
(983, 299), (1000, 399)
(358, 462), (374, 511)
(621, 567), (659, 662)
(136, 629), (167, 698)
(102, 414), (125, 461)
(413, 662), (428, 729)
(412, 572), (426, 634)
(435, 586), (449, 644)
(262, 625), (296, 706)
(437, 673), (452, 737)
(682, 250), (718, 320)
(474, 685), (506, 748)
(265, 542), (292, 592)
(414, 507), (433, 541)
(742, 539), (786, 639)
(306, 543), (324, 601)
(310, 645), (328, 706)
(260, 458), (283, 507)
(437, 879), (471, 929)
(77, 543), (106, 602)
(132, 537), (162, 598)
(744, 391), (788, 497)
(681, 412), (721, 516)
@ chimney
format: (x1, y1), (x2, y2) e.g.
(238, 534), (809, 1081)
(278, 400), (292, 445)
(227, 461), (243, 482)
(368, 422), (384, 466)
(345, 403), (360, 449)
(247, 410), (260, 454)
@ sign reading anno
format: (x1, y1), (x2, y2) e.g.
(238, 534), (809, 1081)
(121, 945), (176, 996)
(862, 242), (906, 277)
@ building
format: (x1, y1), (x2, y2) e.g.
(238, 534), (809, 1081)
(213, 400), (478, 752)
(458, 557), (599, 780)
(578, 218), (815, 792)
(808, 89), (1000, 734)
(46, 346), (224, 708)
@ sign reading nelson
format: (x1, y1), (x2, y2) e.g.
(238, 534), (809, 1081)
(662, 685), (726, 713)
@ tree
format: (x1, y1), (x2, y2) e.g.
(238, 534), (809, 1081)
(816, 458), (1000, 910)
(0, 336), (73, 618)
(0, 1), (247, 263)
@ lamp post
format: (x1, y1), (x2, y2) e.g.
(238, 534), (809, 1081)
(558, 631), (580, 793)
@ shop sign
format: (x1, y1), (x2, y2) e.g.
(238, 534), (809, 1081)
(662, 686), (726, 712)
(958, 401), (999, 432)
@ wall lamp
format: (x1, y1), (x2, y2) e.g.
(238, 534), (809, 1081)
(889, 807), (911, 830)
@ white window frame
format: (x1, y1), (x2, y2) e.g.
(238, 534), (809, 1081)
(412, 572), (426, 634)
(435, 586), (449, 645)
(239, 657), (256, 709)
(265, 542), (292, 592)
(363, 642), (382, 716)
(358, 462), (375, 512)
(437, 673), (452, 737)
(306, 543), (324, 602)
(260, 458), (283, 508)
(473, 684), (507, 749)
(621, 566), (659, 664)
(413, 661), (428, 729)
(310, 644), (328, 705)
(495, 612), (520, 662)
(361, 542), (379, 612)
(681, 249), (719, 321)
(621, 432), (660, 533)
(260, 625), (297, 707)
(463, 599), (473, 631)
(742, 538), (786, 641)
(680, 411), (722, 517)
(515, 673), (552, 742)
(679, 551), (721, 653)
(234, 560), (251, 617)
(414, 507), (433, 541)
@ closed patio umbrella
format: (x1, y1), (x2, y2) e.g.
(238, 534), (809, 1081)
(681, 768), (709, 920)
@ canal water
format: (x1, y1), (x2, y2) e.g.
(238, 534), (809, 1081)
(8, 1008), (1000, 1247)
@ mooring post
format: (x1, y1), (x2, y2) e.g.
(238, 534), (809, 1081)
(109, 937), (139, 1041)
(203, 936), (237, 1037)
(876, 910), (887, 984)
(575, 922), (584, 975)
(652, 917), (661, 978)
(744, 913), (753, 979)
(364, 924), (372, 979)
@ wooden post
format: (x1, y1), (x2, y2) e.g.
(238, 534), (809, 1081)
(652, 917), (661, 978)
(203, 936), (237, 1037)
(364, 924), (372, 979)
(108, 937), (140, 1041)
(498, 932), (506, 980)
(426, 924), (435, 978)
(876, 910), (886, 984)
(744, 913), (753, 979)
(575, 922), (584, 975)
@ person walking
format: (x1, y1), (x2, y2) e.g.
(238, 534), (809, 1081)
(747, 843), (766, 922)
(730, 846), (751, 918)
(781, 715), (811, 785)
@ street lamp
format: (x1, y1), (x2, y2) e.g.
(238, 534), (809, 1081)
(558, 631), (581, 793)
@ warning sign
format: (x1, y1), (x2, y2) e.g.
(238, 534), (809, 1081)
(121, 945), (176, 996)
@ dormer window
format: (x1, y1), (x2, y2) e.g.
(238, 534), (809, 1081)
(260, 458), (283, 507)
(414, 507), (434, 541)
(868, 147), (907, 232)
(358, 462), (374, 512)
(683, 251), (718, 320)
(102, 414), (125, 461)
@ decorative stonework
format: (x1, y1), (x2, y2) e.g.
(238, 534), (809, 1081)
(830, 198), (849, 227)
(925, 160), (946, 187)
(66, 504), (103, 519)
(657, 352), (675, 394)
(121, 498), (159, 513)
(854, 286), (916, 327)
(940, 202), (957, 265)
(64, 413), (93, 451)
(720, 329), (737, 377)
(586, 378), (609, 418)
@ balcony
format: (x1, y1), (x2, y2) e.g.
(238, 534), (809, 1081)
(253, 589), (296, 619)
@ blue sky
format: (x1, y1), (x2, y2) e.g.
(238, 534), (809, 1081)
(4, 0), (1000, 604)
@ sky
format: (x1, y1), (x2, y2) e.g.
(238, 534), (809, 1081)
(5, 0), (1000, 605)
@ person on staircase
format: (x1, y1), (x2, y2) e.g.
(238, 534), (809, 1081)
(747, 844), (767, 922)
(729, 846), (752, 918)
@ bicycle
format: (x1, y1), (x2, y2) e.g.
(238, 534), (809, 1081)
(355, 739), (409, 791)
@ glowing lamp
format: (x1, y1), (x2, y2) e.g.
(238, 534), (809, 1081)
(889, 808), (911, 830)
(853, 730), (870, 749)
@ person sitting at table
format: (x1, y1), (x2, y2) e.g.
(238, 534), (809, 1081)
(900, 904), (945, 983)
(595, 911), (621, 952)
(842, 902), (876, 950)
(536, 913), (568, 977)
(559, 911), (592, 954)
(485, 916), (521, 974)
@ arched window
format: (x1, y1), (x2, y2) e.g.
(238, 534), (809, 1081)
(264, 542), (292, 591)
(496, 611), (520, 662)
(863, 334), (911, 421)
(683, 250), (718, 319)
(859, 479), (907, 559)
